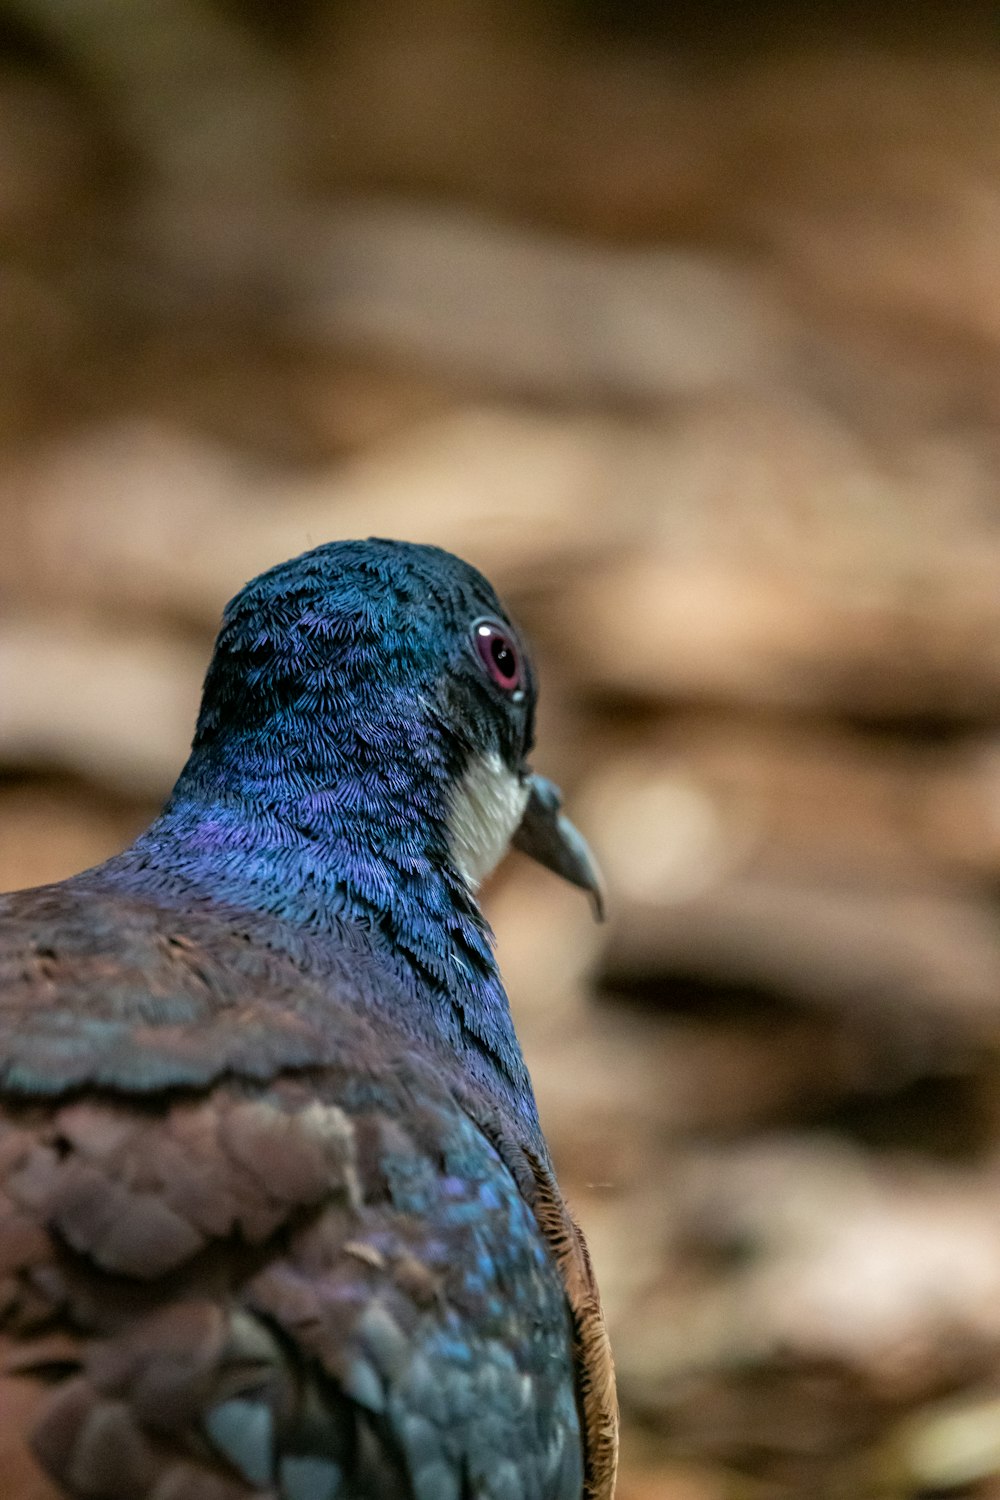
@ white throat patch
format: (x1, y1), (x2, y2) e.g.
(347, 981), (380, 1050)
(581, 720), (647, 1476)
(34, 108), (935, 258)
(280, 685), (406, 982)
(448, 751), (531, 890)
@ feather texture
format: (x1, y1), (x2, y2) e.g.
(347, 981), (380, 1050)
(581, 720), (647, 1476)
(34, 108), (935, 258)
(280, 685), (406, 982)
(0, 540), (617, 1499)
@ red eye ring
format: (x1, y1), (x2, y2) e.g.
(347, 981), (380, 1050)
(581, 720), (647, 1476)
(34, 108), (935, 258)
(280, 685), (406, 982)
(472, 619), (524, 695)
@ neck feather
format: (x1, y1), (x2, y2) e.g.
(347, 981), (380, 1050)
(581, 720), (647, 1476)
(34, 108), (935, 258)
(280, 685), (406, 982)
(89, 710), (542, 1141)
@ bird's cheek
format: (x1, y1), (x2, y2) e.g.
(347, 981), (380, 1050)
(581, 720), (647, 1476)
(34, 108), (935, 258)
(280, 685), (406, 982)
(446, 753), (532, 890)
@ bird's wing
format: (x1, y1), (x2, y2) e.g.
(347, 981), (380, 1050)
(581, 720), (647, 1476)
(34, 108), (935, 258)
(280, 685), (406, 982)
(0, 885), (586, 1500)
(455, 1097), (619, 1500)
(525, 1159), (618, 1500)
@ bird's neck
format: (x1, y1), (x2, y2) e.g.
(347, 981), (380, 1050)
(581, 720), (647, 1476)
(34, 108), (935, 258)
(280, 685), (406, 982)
(91, 721), (543, 1145)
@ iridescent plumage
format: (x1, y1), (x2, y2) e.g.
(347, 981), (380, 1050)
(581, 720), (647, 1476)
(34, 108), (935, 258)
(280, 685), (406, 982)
(0, 540), (616, 1500)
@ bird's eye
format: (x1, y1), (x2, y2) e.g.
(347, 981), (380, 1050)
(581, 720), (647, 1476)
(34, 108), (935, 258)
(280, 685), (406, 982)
(473, 620), (523, 695)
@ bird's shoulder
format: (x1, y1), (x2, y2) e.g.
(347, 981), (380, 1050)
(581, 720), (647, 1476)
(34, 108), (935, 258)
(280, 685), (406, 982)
(0, 878), (428, 1098)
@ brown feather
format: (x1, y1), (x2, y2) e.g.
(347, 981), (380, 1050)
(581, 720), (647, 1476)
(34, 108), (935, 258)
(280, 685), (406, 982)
(0, 884), (616, 1498)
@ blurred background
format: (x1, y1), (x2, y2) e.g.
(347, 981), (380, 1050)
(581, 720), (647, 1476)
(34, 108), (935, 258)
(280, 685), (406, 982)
(6, 1), (1000, 1495)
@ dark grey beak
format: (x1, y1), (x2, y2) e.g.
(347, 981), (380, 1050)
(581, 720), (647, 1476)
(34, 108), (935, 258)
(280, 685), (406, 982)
(512, 774), (606, 921)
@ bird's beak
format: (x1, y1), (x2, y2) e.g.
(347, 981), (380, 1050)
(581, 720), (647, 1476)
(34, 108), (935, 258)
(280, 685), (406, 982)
(512, 774), (606, 921)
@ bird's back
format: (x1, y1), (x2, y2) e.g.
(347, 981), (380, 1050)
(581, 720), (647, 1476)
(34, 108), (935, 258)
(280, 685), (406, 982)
(0, 881), (587, 1500)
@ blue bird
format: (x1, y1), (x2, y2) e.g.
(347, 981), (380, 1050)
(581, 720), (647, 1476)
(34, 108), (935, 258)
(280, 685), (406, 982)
(0, 540), (617, 1500)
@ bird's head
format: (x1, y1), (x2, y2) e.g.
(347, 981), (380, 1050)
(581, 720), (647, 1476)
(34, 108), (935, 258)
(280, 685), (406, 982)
(183, 538), (603, 916)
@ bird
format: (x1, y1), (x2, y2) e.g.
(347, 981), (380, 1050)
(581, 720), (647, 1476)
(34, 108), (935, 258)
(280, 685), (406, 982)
(0, 539), (617, 1500)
